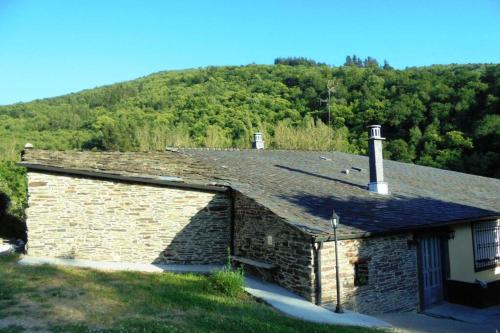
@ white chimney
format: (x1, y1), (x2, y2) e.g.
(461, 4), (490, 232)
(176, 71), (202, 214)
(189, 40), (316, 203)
(367, 125), (388, 195)
(252, 132), (264, 150)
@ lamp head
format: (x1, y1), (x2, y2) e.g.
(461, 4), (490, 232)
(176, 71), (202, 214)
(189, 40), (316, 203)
(331, 211), (339, 229)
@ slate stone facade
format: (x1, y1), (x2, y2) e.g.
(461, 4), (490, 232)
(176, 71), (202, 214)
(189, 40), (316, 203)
(26, 172), (230, 264)
(232, 194), (418, 313)
(25, 169), (419, 314)
(319, 234), (419, 313)
(233, 193), (315, 300)
(232, 193), (418, 313)
(20, 148), (500, 315)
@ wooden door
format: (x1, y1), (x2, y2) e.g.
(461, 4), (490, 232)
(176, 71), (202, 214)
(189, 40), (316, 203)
(420, 236), (444, 308)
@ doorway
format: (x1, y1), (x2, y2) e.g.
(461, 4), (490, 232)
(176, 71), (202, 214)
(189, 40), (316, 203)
(419, 236), (445, 309)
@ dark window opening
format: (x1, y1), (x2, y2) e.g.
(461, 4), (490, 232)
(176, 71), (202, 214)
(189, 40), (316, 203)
(472, 219), (500, 272)
(353, 260), (369, 286)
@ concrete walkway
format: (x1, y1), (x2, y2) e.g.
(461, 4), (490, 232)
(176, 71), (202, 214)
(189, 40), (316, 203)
(376, 302), (500, 333)
(244, 277), (392, 329)
(19, 256), (223, 274)
(0, 244), (14, 255)
(423, 302), (500, 324)
(377, 309), (500, 333)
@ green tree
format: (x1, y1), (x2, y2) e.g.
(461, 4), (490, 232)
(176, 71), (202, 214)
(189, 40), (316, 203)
(204, 125), (232, 148)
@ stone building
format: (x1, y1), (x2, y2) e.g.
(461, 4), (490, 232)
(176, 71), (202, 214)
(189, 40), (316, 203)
(20, 128), (500, 314)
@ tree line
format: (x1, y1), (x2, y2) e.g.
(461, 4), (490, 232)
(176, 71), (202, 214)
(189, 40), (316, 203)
(0, 59), (499, 224)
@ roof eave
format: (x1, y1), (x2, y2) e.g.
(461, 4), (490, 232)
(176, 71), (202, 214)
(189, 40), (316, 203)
(313, 214), (500, 242)
(18, 162), (229, 193)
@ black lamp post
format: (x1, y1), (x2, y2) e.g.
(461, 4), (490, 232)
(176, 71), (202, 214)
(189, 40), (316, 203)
(331, 211), (344, 314)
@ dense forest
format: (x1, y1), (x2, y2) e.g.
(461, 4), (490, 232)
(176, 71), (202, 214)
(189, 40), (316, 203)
(1, 57), (499, 232)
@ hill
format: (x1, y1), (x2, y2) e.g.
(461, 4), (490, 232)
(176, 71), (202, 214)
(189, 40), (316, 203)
(0, 60), (499, 223)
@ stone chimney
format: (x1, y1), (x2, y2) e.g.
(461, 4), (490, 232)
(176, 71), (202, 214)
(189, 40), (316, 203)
(252, 132), (264, 150)
(367, 125), (388, 195)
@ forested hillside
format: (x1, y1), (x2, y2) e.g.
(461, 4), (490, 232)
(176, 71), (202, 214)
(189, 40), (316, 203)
(1, 59), (499, 226)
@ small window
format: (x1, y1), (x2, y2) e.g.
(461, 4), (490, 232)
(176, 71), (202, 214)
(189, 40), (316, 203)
(353, 260), (369, 286)
(266, 235), (273, 246)
(473, 219), (500, 271)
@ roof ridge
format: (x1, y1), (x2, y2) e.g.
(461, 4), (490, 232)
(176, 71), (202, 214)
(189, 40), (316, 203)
(175, 147), (343, 153)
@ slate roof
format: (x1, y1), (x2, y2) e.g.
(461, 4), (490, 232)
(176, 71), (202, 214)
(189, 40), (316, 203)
(21, 148), (500, 239)
(21, 149), (228, 187)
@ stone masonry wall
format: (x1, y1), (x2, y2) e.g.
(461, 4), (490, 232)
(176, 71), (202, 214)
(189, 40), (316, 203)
(26, 172), (230, 264)
(319, 234), (419, 313)
(233, 193), (315, 300)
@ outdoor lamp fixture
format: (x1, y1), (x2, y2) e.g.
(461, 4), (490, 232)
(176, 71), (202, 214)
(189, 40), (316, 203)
(331, 210), (344, 314)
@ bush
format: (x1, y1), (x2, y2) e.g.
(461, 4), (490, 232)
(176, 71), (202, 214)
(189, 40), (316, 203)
(208, 266), (244, 297)
(272, 118), (351, 151)
(0, 161), (27, 240)
(0, 161), (27, 219)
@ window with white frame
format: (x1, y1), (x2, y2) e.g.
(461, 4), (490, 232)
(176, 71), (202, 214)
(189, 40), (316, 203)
(472, 219), (500, 271)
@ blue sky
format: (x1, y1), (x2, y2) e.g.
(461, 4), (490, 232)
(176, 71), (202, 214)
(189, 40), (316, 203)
(0, 0), (499, 105)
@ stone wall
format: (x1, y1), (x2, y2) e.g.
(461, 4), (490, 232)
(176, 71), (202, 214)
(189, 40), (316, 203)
(27, 170), (420, 313)
(233, 193), (315, 300)
(319, 234), (419, 313)
(233, 193), (419, 313)
(26, 171), (230, 264)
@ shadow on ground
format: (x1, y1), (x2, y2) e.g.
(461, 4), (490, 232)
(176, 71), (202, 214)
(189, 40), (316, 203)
(0, 193), (26, 241)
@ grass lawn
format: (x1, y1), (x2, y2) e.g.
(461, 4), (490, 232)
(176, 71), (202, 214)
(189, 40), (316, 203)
(0, 255), (382, 333)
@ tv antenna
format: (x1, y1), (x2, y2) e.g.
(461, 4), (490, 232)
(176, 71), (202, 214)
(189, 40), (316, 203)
(313, 79), (336, 129)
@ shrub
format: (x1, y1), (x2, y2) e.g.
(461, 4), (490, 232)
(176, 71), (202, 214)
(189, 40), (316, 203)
(272, 118), (351, 152)
(208, 266), (244, 297)
(0, 161), (27, 240)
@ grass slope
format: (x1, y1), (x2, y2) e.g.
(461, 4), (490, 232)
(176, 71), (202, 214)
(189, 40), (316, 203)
(0, 255), (378, 333)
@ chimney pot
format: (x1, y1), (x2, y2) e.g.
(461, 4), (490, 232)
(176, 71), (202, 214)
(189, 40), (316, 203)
(368, 125), (383, 139)
(367, 125), (388, 195)
(252, 132), (265, 150)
